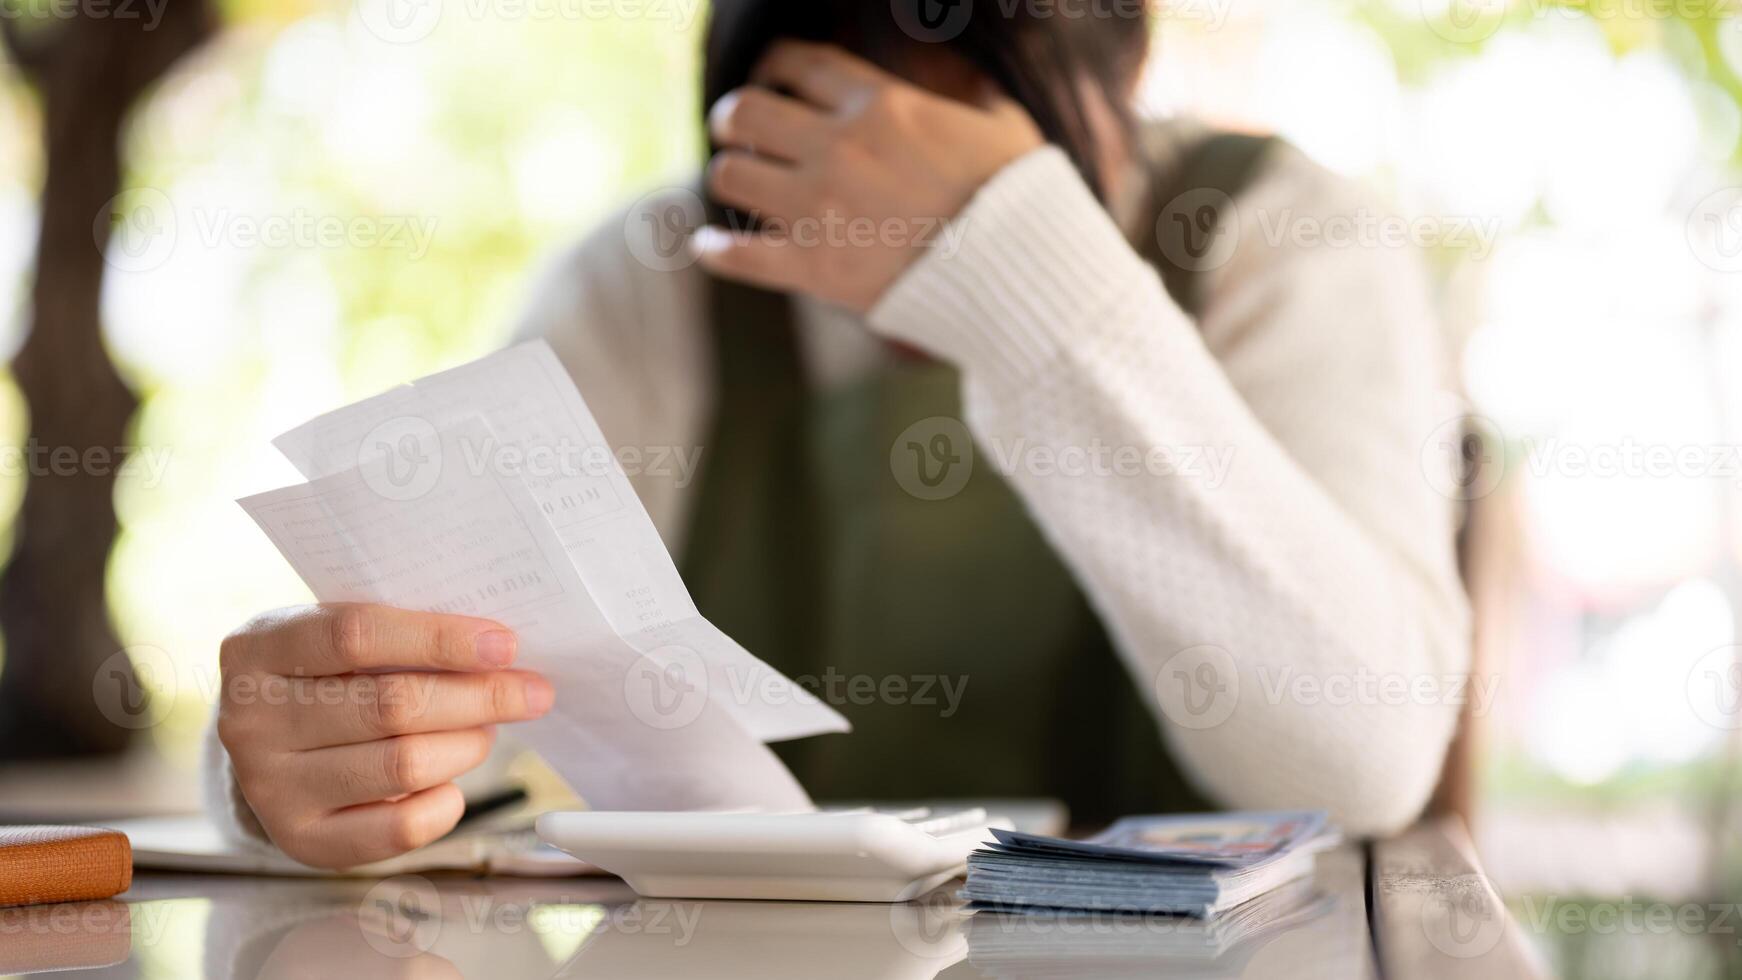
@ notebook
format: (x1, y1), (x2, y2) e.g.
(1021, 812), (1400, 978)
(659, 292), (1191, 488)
(110, 814), (597, 878)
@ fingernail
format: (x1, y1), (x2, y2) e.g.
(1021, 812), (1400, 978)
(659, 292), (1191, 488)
(524, 677), (555, 716)
(689, 225), (729, 257)
(707, 90), (741, 134)
(477, 630), (517, 667)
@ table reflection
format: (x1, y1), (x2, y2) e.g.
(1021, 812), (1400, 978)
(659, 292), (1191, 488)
(556, 895), (968, 979)
(29, 845), (1368, 979)
(0, 900), (132, 974)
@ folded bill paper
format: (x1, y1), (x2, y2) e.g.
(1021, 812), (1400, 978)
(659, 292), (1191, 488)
(239, 342), (849, 812)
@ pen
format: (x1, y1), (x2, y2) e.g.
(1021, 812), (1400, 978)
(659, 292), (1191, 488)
(453, 786), (530, 833)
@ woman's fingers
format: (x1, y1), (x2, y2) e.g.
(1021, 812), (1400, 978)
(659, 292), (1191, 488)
(691, 228), (807, 296)
(750, 40), (890, 111)
(707, 151), (805, 224)
(287, 783), (468, 870)
(709, 87), (831, 162)
(276, 670), (554, 750)
(297, 728), (497, 810)
(227, 604), (518, 678)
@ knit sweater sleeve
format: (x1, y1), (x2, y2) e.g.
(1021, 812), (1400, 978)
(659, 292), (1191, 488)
(868, 145), (1472, 835)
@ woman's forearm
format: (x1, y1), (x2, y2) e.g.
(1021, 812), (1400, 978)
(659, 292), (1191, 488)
(870, 147), (1472, 835)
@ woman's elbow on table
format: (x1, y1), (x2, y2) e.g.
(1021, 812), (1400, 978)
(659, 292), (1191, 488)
(1159, 668), (1462, 838)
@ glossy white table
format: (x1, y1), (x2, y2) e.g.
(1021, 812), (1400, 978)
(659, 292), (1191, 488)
(0, 819), (1542, 979)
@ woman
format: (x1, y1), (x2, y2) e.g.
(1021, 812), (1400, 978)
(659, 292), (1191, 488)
(210, 0), (1470, 869)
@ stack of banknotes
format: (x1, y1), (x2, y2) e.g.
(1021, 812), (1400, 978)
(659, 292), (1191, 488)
(961, 811), (1338, 917)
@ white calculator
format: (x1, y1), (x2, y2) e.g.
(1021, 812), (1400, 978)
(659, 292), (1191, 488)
(536, 807), (1011, 902)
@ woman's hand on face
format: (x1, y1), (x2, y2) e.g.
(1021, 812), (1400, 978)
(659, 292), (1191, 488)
(697, 40), (1044, 313)
(216, 604), (554, 869)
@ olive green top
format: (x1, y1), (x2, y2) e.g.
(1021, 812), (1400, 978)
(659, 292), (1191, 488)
(680, 127), (1273, 824)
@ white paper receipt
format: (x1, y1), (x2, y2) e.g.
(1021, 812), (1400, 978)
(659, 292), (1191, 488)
(239, 341), (848, 813)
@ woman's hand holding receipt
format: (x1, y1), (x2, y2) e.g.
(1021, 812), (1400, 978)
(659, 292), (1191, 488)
(696, 41), (1043, 313)
(216, 604), (553, 869)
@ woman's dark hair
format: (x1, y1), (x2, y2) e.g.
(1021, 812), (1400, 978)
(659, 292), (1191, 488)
(703, 0), (1152, 201)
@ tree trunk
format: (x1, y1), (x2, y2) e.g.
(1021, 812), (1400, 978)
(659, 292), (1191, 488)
(0, 4), (211, 758)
